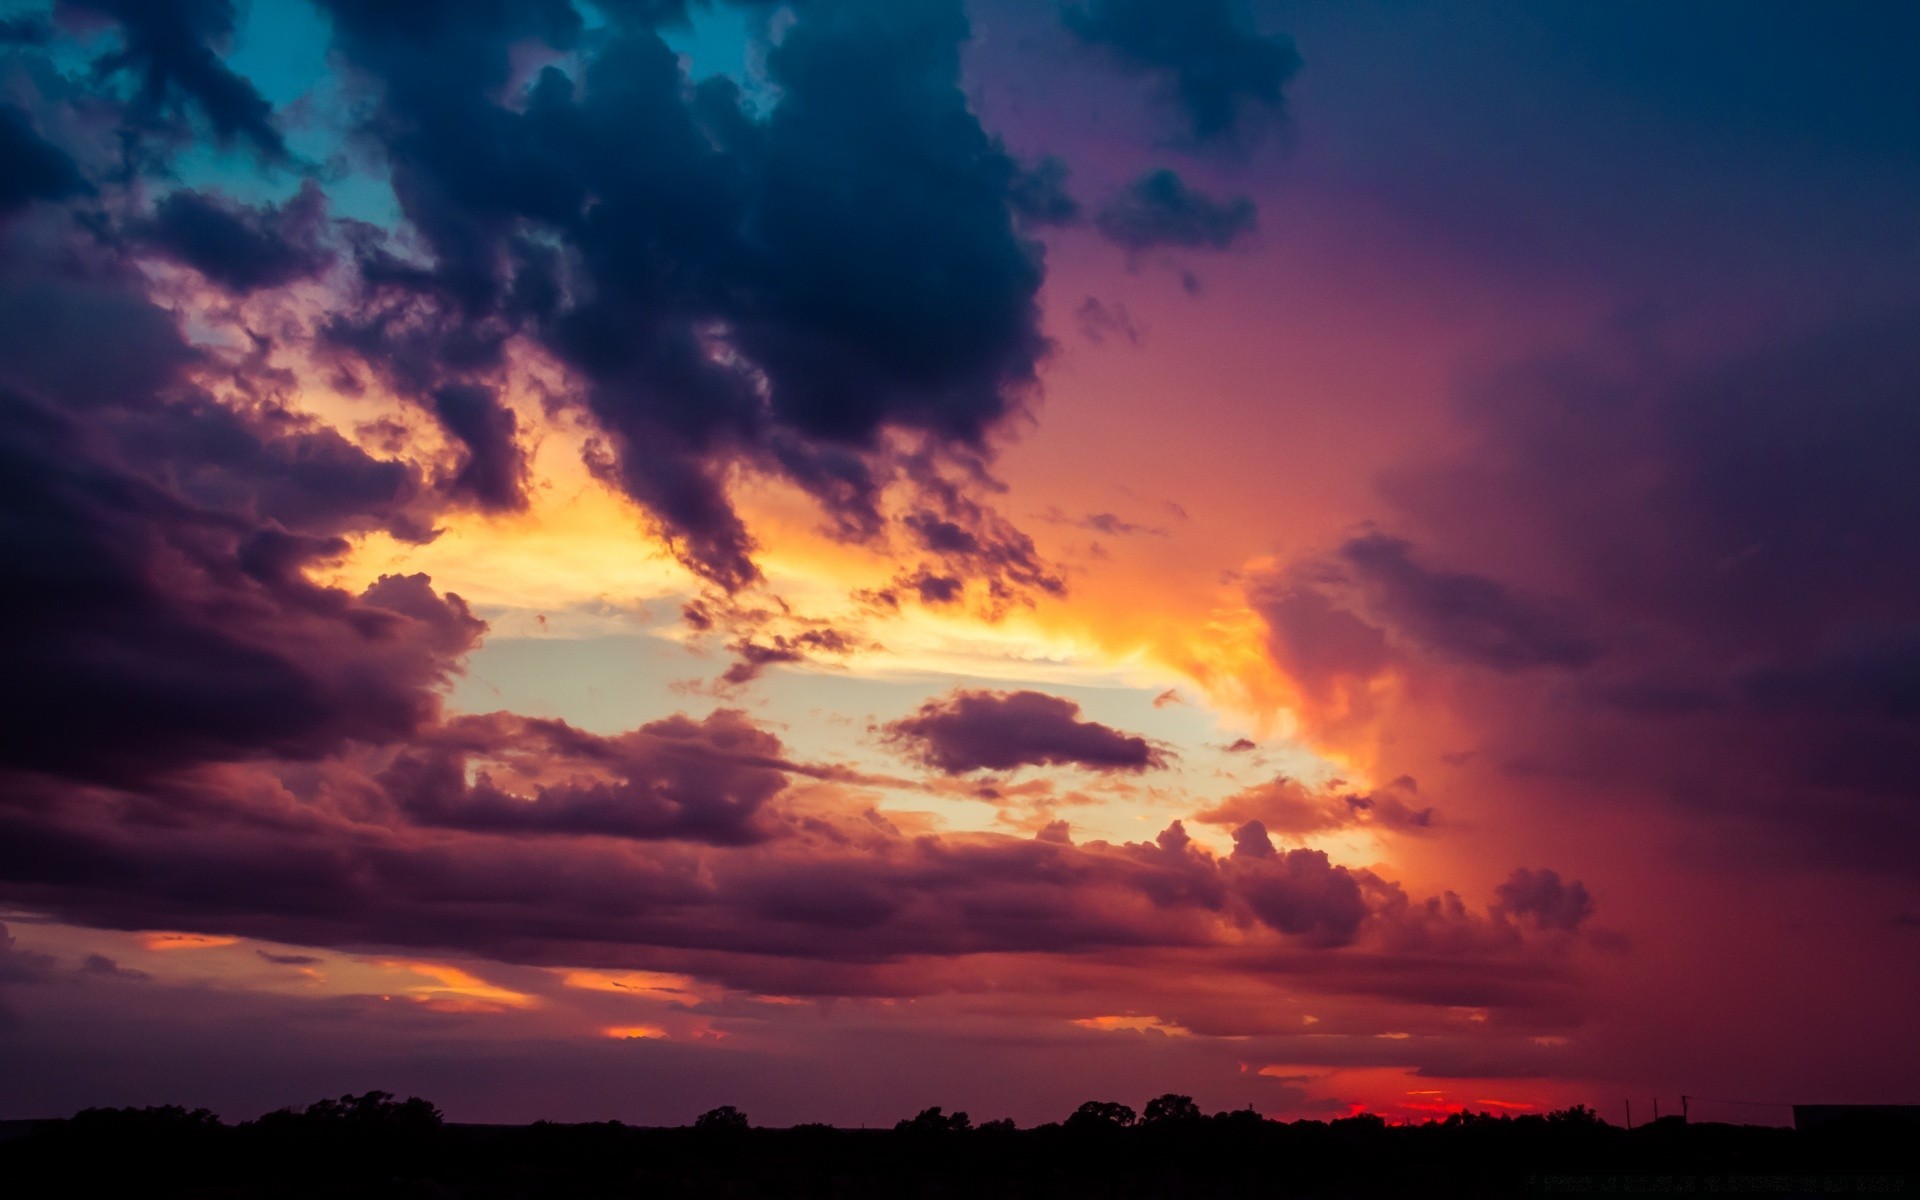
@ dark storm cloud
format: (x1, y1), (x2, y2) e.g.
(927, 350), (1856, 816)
(1064, 0), (1301, 143)
(1095, 169), (1256, 253)
(59, 0), (285, 156)
(1493, 869), (1593, 933)
(1335, 534), (1599, 672)
(0, 386), (481, 782)
(315, 0), (1056, 594)
(1223, 822), (1367, 947)
(1248, 571), (1393, 705)
(136, 184), (333, 294)
(390, 710), (791, 846)
(885, 689), (1168, 775)
(0, 104), (88, 213)
(1007, 154), (1082, 226)
(1286, 312), (1920, 874)
(1249, 531), (1597, 714)
(424, 383), (528, 511)
(0, 731), (1590, 989)
(0, 239), (470, 785)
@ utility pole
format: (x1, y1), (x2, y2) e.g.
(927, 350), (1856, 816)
(1624, 1100), (1632, 1130)
(1681, 1096), (1690, 1124)
(1653, 1098), (1660, 1121)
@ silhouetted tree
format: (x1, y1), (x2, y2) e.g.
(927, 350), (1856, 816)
(694, 1105), (751, 1132)
(1142, 1094), (1203, 1125)
(1067, 1100), (1137, 1129)
(898, 1106), (972, 1134)
(260, 1090), (442, 1131)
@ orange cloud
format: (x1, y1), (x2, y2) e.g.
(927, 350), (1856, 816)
(139, 932), (239, 951)
(376, 960), (537, 1012)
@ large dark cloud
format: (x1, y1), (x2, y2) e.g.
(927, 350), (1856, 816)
(0, 104), (88, 213)
(1264, 313), (1920, 874)
(1064, 0), (1301, 144)
(59, 0), (285, 156)
(388, 709), (791, 846)
(1332, 533), (1599, 672)
(1250, 531), (1596, 727)
(1493, 869), (1593, 934)
(136, 184), (333, 294)
(1223, 822), (1367, 947)
(0, 725), (1587, 992)
(314, 0), (1055, 594)
(0, 377), (480, 782)
(0, 196), (467, 785)
(0, 0), (1605, 1048)
(1095, 169), (1256, 253)
(885, 689), (1168, 774)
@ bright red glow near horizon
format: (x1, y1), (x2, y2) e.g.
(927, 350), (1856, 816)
(0, 0), (1916, 1131)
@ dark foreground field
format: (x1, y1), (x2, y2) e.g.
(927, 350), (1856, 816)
(2, 1093), (1913, 1198)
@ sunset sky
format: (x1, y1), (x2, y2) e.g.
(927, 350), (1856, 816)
(3, 0), (1918, 1128)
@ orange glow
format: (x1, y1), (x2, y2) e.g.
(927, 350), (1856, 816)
(1071, 1014), (1194, 1036)
(603, 1025), (668, 1040)
(375, 961), (537, 1011)
(558, 969), (715, 1006)
(1255, 1065), (1564, 1124)
(139, 932), (239, 951)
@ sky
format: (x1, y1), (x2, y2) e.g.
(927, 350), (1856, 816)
(1, 0), (1918, 1128)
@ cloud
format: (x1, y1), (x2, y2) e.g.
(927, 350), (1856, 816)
(1739, 625), (1920, 719)
(884, 690), (1169, 775)
(136, 184), (333, 294)
(1008, 155), (1082, 226)
(1351, 314), (1920, 872)
(423, 383), (530, 512)
(61, 0), (286, 156)
(0, 375), (478, 784)
(0, 923), (56, 984)
(1493, 870), (1593, 934)
(390, 709), (792, 846)
(1095, 169), (1256, 253)
(1075, 297), (1142, 347)
(0, 104), (88, 214)
(78, 953), (150, 981)
(257, 950), (321, 966)
(0, 186), (472, 786)
(1064, 0), (1301, 143)
(1040, 506), (1165, 537)
(1247, 532), (1597, 728)
(314, 0), (1056, 593)
(0, 745), (1588, 1000)
(1224, 822), (1368, 947)
(1196, 776), (1435, 839)
(1334, 534), (1600, 672)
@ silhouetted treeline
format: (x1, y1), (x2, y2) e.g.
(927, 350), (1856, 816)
(2, 1091), (1915, 1198)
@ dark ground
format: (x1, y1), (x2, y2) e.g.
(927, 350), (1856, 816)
(1, 1092), (1913, 1198)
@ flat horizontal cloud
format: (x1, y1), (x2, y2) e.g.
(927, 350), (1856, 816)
(0, 740), (1591, 1005)
(390, 710), (791, 846)
(884, 689), (1170, 774)
(1196, 775), (1435, 839)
